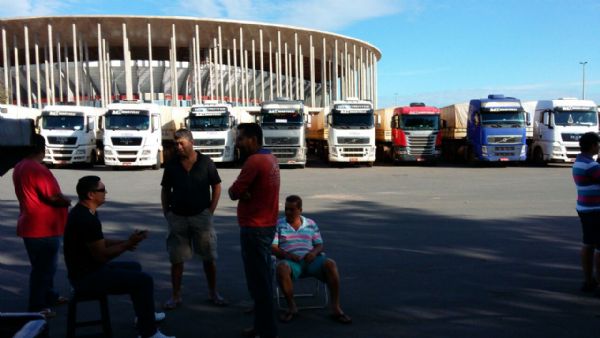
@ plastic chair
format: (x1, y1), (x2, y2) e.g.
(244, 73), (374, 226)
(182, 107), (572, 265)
(66, 290), (112, 338)
(272, 256), (329, 310)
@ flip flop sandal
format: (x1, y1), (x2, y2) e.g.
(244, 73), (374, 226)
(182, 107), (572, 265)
(331, 313), (352, 324)
(279, 311), (297, 323)
(208, 294), (229, 306)
(162, 297), (182, 310)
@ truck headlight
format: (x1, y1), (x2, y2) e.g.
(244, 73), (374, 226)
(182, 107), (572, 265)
(142, 149), (152, 156)
(521, 145), (527, 156)
(330, 147), (337, 155)
(481, 146), (488, 155)
(75, 150), (85, 155)
(104, 149), (113, 156)
(553, 146), (562, 153)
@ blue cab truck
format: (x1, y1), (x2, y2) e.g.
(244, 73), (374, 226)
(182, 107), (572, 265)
(440, 94), (528, 162)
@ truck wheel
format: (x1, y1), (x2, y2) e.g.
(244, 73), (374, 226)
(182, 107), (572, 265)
(85, 151), (97, 169)
(152, 152), (161, 170)
(533, 147), (546, 166)
(366, 161), (374, 167)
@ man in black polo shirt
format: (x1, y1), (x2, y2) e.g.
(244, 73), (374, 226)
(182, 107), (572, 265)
(64, 176), (173, 338)
(161, 128), (226, 309)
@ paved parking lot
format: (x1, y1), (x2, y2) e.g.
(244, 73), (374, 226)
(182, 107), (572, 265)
(1, 162), (598, 337)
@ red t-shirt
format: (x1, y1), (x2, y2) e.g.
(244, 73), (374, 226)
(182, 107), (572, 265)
(12, 159), (68, 238)
(229, 150), (280, 227)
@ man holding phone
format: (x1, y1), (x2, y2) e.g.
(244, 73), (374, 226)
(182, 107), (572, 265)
(64, 176), (173, 338)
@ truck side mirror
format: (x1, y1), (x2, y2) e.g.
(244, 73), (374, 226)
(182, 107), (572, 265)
(526, 112), (531, 126)
(327, 114), (332, 126)
(474, 114), (480, 126)
(35, 116), (41, 129)
(376, 114), (381, 127)
(184, 117), (190, 128)
(86, 116), (93, 133)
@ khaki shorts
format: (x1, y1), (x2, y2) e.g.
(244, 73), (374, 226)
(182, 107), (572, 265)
(165, 209), (218, 263)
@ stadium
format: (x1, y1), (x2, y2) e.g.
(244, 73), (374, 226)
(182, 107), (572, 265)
(0, 16), (381, 108)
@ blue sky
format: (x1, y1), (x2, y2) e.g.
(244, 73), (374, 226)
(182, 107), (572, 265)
(0, 0), (598, 108)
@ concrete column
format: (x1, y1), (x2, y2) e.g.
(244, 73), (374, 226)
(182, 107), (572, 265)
(218, 26), (224, 102)
(259, 30), (264, 103)
(294, 33), (298, 100)
(2, 28), (8, 104)
(122, 23), (131, 100)
(171, 24), (178, 107)
(374, 54), (377, 108)
(214, 38), (219, 101)
(284, 42), (289, 99)
(239, 28), (244, 105)
(277, 31), (281, 98)
(309, 35), (315, 107)
(195, 25), (201, 101)
(72, 24), (79, 105)
(35, 37), (41, 107)
(227, 49), (231, 101)
(14, 37), (20, 106)
(333, 40), (338, 101)
(252, 39), (256, 104)
(24, 26), (32, 107)
(268, 40), (273, 101)
(322, 38), (326, 107)
(148, 23), (154, 103)
(233, 38), (238, 105)
(57, 37), (62, 102)
(208, 48), (213, 99)
(97, 24), (105, 107)
(299, 44), (304, 101)
(244, 50), (248, 106)
(48, 25), (55, 105)
(79, 37), (85, 102)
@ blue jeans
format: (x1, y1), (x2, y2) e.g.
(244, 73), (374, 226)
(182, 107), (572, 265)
(71, 261), (157, 338)
(23, 236), (60, 311)
(240, 226), (277, 338)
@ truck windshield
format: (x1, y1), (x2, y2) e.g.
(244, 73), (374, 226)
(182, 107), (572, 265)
(400, 115), (440, 130)
(261, 110), (303, 129)
(42, 115), (84, 130)
(105, 114), (150, 130)
(189, 115), (230, 131)
(480, 112), (526, 127)
(331, 111), (374, 129)
(554, 110), (598, 126)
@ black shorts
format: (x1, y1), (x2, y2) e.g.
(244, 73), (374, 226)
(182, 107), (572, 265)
(578, 211), (600, 246)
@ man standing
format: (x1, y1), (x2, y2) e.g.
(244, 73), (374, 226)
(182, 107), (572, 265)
(12, 134), (71, 316)
(64, 176), (173, 338)
(229, 123), (280, 338)
(573, 132), (600, 293)
(161, 128), (226, 309)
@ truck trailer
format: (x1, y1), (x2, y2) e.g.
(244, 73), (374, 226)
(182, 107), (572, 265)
(306, 98), (376, 166)
(527, 98), (598, 163)
(374, 103), (442, 163)
(38, 105), (104, 167)
(257, 98), (307, 167)
(440, 95), (527, 162)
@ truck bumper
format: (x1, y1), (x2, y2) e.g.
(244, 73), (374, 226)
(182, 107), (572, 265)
(103, 146), (157, 167)
(264, 146), (306, 166)
(194, 146), (235, 163)
(329, 146), (376, 162)
(44, 146), (93, 164)
(392, 146), (441, 162)
(479, 145), (527, 162)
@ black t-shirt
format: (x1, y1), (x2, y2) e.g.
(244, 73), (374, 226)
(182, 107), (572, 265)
(63, 203), (105, 281)
(161, 151), (222, 216)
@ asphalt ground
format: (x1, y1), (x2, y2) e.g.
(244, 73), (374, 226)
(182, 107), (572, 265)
(1, 160), (598, 338)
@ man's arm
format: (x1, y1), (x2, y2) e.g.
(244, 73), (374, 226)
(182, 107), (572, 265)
(272, 244), (302, 262)
(87, 231), (147, 263)
(209, 183), (221, 214)
(303, 243), (324, 263)
(161, 186), (171, 215)
(228, 159), (258, 200)
(43, 193), (71, 208)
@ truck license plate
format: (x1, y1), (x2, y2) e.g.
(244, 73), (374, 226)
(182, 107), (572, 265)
(349, 157), (358, 162)
(499, 158), (509, 162)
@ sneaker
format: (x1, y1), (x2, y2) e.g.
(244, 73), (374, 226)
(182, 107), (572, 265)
(134, 312), (167, 325)
(582, 281), (598, 293)
(138, 329), (175, 338)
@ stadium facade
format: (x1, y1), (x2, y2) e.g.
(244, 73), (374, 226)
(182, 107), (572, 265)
(0, 16), (381, 108)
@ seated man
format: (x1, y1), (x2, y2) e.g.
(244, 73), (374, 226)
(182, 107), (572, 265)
(271, 195), (352, 324)
(63, 176), (174, 338)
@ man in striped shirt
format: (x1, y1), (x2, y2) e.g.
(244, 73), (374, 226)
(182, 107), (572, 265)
(272, 195), (352, 324)
(572, 132), (600, 293)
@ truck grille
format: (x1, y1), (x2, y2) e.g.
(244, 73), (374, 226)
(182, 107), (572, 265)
(265, 137), (300, 145)
(47, 136), (77, 145)
(268, 147), (297, 159)
(340, 147), (368, 157)
(337, 137), (369, 145)
(492, 146), (517, 157)
(117, 151), (138, 156)
(111, 137), (142, 146)
(487, 136), (522, 144)
(200, 148), (225, 158)
(562, 133), (583, 142)
(407, 135), (435, 155)
(194, 139), (225, 146)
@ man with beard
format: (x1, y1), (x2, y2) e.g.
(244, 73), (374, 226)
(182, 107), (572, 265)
(229, 123), (280, 338)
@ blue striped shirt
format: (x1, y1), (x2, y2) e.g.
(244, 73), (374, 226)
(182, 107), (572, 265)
(572, 153), (600, 212)
(272, 216), (323, 258)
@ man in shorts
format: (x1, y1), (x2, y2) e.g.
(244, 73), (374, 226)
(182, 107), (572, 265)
(161, 128), (226, 309)
(572, 131), (600, 293)
(271, 195), (352, 324)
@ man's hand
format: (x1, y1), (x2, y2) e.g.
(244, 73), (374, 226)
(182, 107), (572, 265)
(127, 230), (148, 251)
(304, 252), (317, 263)
(240, 192), (251, 201)
(286, 252), (302, 262)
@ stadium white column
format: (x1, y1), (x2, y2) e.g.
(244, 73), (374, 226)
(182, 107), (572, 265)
(277, 31), (281, 98)
(208, 48), (213, 99)
(294, 33), (298, 100)
(309, 35), (315, 107)
(171, 24), (178, 107)
(195, 25), (201, 101)
(343, 42), (348, 99)
(24, 26), (32, 107)
(268, 40), (273, 101)
(35, 37), (41, 107)
(284, 42), (289, 99)
(322, 38), (327, 107)
(97, 24), (105, 107)
(374, 54), (378, 108)
(239, 28), (245, 106)
(57, 37), (62, 102)
(122, 23), (132, 101)
(227, 49), (231, 101)
(259, 29), (264, 103)
(299, 44), (304, 101)
(212, 38), (218, 100)
(252, 39), (256, 104)
(14, 37), (20, 106)
(2, 28), (8, 104)
(333, 40), (338, 101)
(79, 37), (86, 102)
(233, 38), (238, 105)
(219, 26), (224, 102)
(72, 24), (79, 105)
(191, 37), (198, 103)
(148, 23), (154, 104)
(244, 50), (249, 106)
(48, 25), (55, 105)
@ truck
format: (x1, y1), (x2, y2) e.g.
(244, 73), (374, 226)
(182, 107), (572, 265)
(102, 102), (163, 170)
(526, 98), (598, 164)
(0, 104), (41, 120)
(257, 98), (307, 167)
(440, 94), (528, 162)
(374, 103), (442, 163)
(38, 105), (103, 167)
(185, 101), (238, 163)
(306, 98), (376, 166)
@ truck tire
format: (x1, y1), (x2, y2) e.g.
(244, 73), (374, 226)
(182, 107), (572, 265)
(533, 147), (546, 166)
(152, 151), (161, 170)
(84, 151), (97, 169)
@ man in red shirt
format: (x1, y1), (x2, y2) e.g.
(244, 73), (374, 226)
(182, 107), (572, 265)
(229, 123), (280, 338)
(12, 134), (71, 316)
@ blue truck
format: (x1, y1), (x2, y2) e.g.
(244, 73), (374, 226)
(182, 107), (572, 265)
(440, 94), (528, 162)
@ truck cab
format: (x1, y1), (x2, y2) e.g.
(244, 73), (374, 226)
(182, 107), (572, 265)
(390, 103), (442, 162)
(38, 105), (102, 166)
(102, 102), (162, 169)
(530, 98), (598, 163)
(328, 98), (376, 164)
(467, 94), (527, 162)
(185, 101), (237, 163)
(258, 98), (307, 167)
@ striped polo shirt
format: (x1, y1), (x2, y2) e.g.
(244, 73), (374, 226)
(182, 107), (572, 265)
(573, 153), (600, 212)
(273, 216), (323, 258)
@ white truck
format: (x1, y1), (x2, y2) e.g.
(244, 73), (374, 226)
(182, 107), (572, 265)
(307, 98), (376, 166)
(185, 101), (237, 163)
(102, 102), (162, 170)
(0, 104), (41, 120)
(38, 105), (103, 167)
(258, 98), (307, 167)
(527, 98), (598, 164)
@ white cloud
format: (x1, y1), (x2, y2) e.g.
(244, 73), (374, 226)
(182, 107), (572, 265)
(165, 0), (402, 31)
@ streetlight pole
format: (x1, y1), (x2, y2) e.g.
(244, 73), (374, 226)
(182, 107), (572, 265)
(580, 61), (588, 99)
